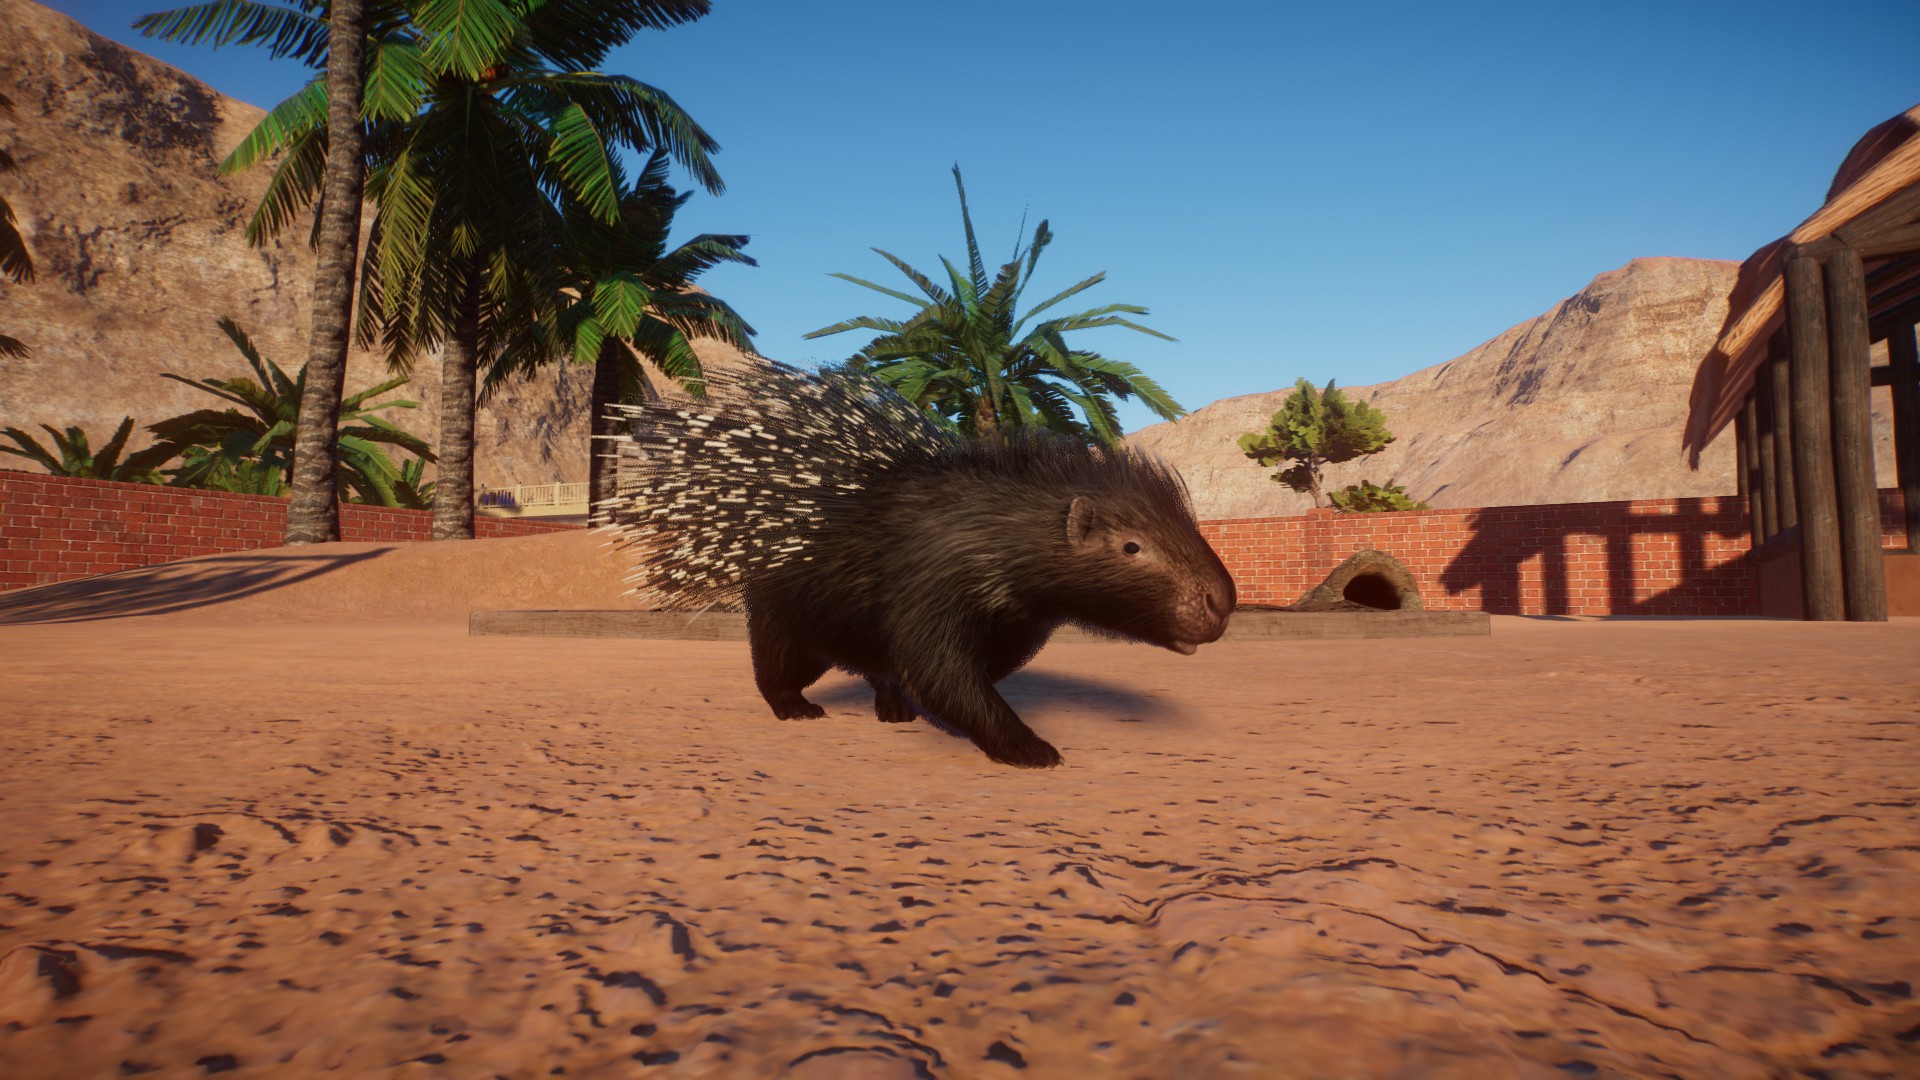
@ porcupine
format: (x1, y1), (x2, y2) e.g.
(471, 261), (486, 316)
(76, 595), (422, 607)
(600, 362), (1236, 769)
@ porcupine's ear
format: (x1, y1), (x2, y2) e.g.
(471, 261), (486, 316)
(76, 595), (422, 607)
(1066, 496), (1103, 550)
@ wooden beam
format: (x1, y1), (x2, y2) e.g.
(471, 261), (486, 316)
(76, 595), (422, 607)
(1785, 254), (1845, 620)
(1866, 251), (1920, 289)
(1836, 180), (1920, 248)
(1825, 247), (1888, 620)
(1891, 321), (1920, 554)
(1870, 291), (1920, 344)
(1865, 252), (1920, 298)
(1857, 222), (1920, 259)
(1769, 332), (1799, 532)
(1735, 403), (1751, 497)
(1794, 236), (1847, 262)
(1738, 397), (1761, 547)
(1756, 366), (1780, 539)
(1866, 262), (1920, 315)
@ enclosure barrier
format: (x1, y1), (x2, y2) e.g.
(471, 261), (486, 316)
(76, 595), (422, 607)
(1, 471), (1907, 615)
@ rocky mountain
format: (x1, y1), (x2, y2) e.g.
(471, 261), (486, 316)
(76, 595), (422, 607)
(1131, 257), (1897, 519)
(0, 0), (750, 490)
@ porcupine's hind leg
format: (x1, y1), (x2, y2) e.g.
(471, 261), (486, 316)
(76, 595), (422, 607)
(746, 601), (829, 720)
(867, 676), (916, 723)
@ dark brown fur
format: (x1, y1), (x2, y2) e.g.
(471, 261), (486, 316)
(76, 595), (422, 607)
(606, 364), (1236, 768)
(742, 435), (1235, 768)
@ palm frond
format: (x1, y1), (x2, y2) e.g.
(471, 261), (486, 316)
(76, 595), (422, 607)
(588, 272), (650, 340)
(804, 313), (915, 340)
(951, 165), (988, 295)
(220, 77), (328, 177)
(1041, 310), (1177, 341)
(1014, 271), (1107, 327)
(362, 38), (429, 121)
(338, 414), (434, 458)
(133, 1), (331, 66)
(624, 319), (703, 394)
(0, 426), (62, 472)
(240, 123), (327, 245)
(92, 416), (137, 472)
(648, 233), (755, 282)
(339, 375), (415, 411)
(413, 0), (522, 81)
(811, 269), (931, 314)
(0, 193), (33, 283)
(548, 102), (622, 223)
(516, 72), (722, 194)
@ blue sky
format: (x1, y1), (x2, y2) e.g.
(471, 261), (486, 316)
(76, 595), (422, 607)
(44, 0), (1920, 432)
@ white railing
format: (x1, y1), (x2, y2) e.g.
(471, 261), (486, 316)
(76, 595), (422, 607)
(475, 482), (591, 517)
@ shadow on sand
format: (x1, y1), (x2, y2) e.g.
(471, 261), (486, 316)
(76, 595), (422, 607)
(1438, 496), (1754, 615)
(809, 668), (1174, 724)
(0, 548), (396, 624)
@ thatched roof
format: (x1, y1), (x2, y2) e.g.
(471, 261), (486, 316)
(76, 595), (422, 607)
(1683, 105), (1920, 464)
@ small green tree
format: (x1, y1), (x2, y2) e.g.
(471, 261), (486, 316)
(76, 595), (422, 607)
(147, 317), (436, 506)
(1329, 477), (1429, 513)
(1238, 378), (1395, 508)
(1, 419), (181, 482)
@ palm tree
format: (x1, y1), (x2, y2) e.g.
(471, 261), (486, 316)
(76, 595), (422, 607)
(491, 149), (754, 519)
(805, 166), (1184, 446)
(147, 317), (436, 506)
(286, 0), (370, 542)
(134, 1), (375, 540)
(138, 0), (723, 538)
(1, 92), (34, 359)
(1, 419), (181, 482)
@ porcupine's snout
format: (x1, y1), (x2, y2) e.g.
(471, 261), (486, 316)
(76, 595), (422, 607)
(1164, 558), (1236, 655)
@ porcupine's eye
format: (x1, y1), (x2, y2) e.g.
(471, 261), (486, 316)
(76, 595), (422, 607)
(1122, 541), (1142, 556)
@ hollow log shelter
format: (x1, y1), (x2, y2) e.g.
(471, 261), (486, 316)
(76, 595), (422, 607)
(1684, 105), (1920, 621)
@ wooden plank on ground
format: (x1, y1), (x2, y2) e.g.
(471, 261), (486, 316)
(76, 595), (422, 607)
(469, 608), (1493, 641)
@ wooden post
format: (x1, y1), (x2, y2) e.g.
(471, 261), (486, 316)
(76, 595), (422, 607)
(1755, 365), (1780, 539)
(1824, 248), (1887, 621)
(1891, 321), (1920, 553)
(1769, 333), (1798, 532)
(1785, 253), (1844, 621)
(1735, 406), (1750, 497)
(1740, 395), (1765, 546)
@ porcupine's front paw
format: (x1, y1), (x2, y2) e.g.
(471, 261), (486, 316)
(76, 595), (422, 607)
(767, 695), (826, 720)
(986, 735), (1064, 770)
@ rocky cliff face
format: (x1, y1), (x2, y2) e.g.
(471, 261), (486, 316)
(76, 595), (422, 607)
(0, 0), (751, 490)
(1131, 257), (1897, 519)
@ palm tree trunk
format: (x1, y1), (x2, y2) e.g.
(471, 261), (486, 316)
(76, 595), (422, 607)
(588, 338), (625, 524)
(432, 273), (479, 540)
(284, 0), (368, 545)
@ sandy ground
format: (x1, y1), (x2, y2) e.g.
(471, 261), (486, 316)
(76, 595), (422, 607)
(1, 535), (1918, 1078)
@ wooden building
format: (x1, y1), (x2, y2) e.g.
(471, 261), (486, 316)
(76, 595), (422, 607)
(1684, 106), (1920, 620)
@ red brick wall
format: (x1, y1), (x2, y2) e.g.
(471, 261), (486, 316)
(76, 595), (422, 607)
(4, 470), (1910, 615)
(1, 471), (580, 591)
(1202, 488), (1910, 617)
